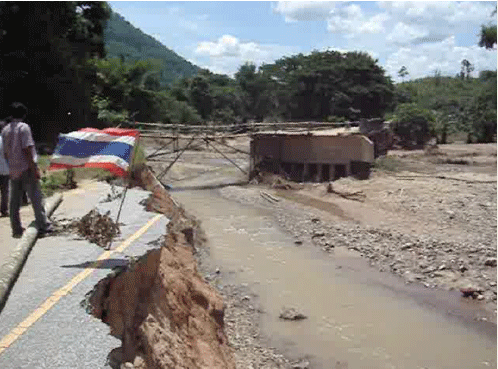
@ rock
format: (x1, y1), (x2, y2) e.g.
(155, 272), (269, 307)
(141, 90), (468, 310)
(294, 240), (303, 245)
(279, 307), (307, 321)
(484, 258), (497, 267)
(215, 268), (221, 274)
(133, 356), (145, 368)
(120, 363), (134, 369)
(107, 347), (123, 369)
(477, 294), (485, 301)
(242, 295), (251, 302)
(446, 210), (455, 219)
(460, 287), (481, 298)
(404, 272), (416, 284)
(291, 358), (310, 369)
(312, 232), (325, 238)
(311, 218), (321, 223)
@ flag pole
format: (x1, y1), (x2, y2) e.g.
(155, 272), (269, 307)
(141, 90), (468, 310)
(107, 133), (139, 250)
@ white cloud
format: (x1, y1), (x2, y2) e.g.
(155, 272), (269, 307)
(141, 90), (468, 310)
(273, 1), (389, 35)
(272, 1), (337, 22)
(151, 34), (163, 43)
(360, 12), (391, 34)
(378, 1), (496, 45)
(386, 22), (429, 45)
(327, 5), (389, 35)
(378, 1), (494, 25)
(386, 36), (497, 81)
(196, 14), (209, 21)
(196, 35), (242, 58)
(180, 19), (199, 32)
(195, 34), (299, 75)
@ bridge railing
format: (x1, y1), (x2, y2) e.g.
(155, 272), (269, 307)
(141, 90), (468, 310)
(124, 121), (364, 138)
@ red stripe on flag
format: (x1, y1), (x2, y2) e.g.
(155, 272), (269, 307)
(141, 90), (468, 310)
(78, 128), (140, 138)
(49, 162), (128, 177)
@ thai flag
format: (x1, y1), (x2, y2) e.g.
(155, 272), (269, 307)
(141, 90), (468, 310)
(49, 128), (140, 177)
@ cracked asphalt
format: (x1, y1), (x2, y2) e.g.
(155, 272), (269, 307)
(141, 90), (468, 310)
(0, 181), (168, 369)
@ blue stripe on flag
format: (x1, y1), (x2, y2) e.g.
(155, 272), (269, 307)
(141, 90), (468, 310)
(54, 136), (133, 162)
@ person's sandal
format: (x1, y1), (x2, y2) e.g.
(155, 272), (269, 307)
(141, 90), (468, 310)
(38, 225), (54, 237)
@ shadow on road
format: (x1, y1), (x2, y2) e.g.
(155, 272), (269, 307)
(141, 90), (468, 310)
(61, 258), (128, 269)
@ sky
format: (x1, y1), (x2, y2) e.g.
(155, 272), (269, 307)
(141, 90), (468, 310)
(108, 1), (497, 82)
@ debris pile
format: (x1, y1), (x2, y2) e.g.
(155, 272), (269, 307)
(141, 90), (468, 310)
(250, 170), (302, 190)
(74, 209), (120, 248)
(326, 182), (366, 202)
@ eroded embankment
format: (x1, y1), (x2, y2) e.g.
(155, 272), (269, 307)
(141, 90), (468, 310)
(84, 167), (235, 369)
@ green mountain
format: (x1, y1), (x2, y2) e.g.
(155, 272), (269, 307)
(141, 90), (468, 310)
(103, 11), (200, 86)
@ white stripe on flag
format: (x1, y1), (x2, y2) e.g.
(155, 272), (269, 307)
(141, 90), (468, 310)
(50, 154), (129, 171)
(61, 131), (136, 145)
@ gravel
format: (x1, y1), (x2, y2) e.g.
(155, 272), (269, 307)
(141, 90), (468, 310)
(219, 185), (497, 309)
(199, 266), (293, 368)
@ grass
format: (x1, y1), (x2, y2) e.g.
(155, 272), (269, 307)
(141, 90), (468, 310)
(373, 155), (402, 172)
(38, 142), (147, 197)
(437, 158), (470, 165)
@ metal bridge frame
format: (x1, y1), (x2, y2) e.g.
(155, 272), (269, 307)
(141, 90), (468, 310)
(124, 121), (358, 182)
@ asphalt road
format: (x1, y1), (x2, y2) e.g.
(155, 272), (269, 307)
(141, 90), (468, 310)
(0, 181), (168, 368)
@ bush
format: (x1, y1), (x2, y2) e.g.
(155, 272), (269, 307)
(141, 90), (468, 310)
(391, 103), (434, 148)
(373, 155), (401, 172)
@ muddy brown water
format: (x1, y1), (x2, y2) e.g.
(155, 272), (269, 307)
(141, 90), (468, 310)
(173, 189), (497, 369)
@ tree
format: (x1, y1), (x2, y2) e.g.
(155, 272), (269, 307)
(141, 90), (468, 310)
(460, 59), (474, 80)
(188, 71), (213, 121)
(391, 69), (496, 144)
(479, 25), (497, 49)
(235, 62), (272, 121)
(469, 73), (497, 143)
(398, 66), (409, 82)
(391, 103), (434, 148)
(0, 2), (110, 143)
(261, 50), (394, 121)
(434, 69), (442, 86)
(478, 7), (497, 49)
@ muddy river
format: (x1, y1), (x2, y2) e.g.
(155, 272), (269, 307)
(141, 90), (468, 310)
(173, 189), (496, 369)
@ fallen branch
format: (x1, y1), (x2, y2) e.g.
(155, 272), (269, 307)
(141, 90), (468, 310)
(394, 174), (495, 184)
(326, 183), (366, 202)
(260, 191), (280, 203)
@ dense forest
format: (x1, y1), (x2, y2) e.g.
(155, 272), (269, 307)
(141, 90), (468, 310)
(104, 11), (200, 86)
(0, 2), (496, 146)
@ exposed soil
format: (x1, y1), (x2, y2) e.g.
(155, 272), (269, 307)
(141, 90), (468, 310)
(83, 168), (235, 369)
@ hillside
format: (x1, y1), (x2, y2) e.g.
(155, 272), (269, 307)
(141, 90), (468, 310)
(393, 71), (497, 143)
(103, 11), (200, 86)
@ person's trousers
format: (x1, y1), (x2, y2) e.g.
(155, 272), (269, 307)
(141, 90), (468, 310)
(0, 175), (8, 215)
(9, 169), (50, 234)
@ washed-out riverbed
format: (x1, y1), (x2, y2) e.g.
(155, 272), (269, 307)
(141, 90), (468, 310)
(173, 188), (497, 369)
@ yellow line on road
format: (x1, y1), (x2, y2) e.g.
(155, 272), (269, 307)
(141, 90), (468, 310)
(0, 213), (163, 354)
